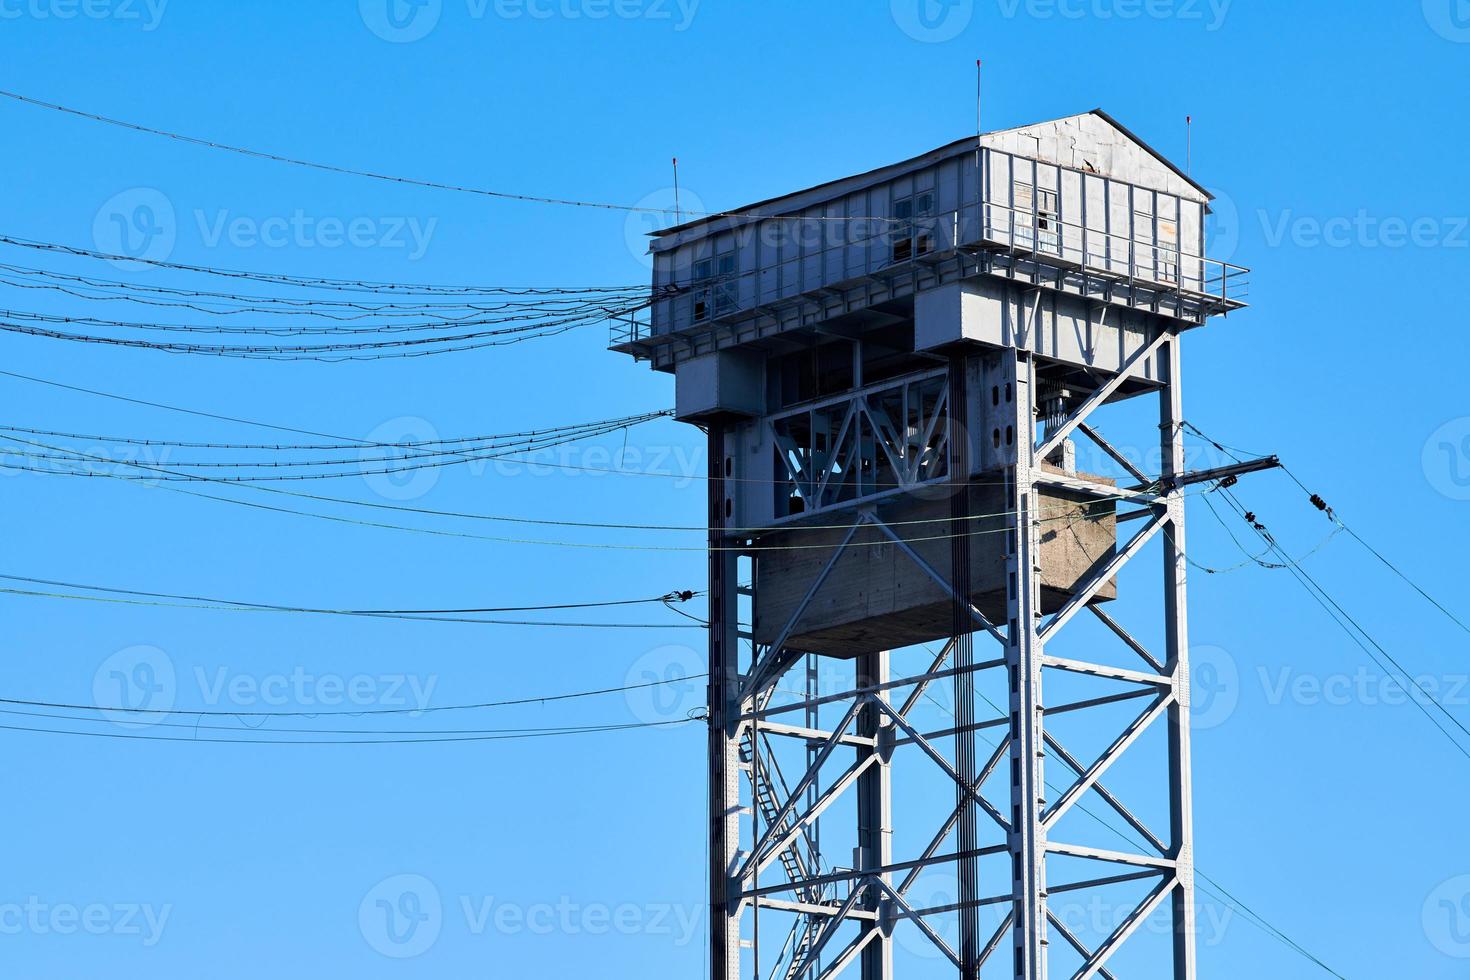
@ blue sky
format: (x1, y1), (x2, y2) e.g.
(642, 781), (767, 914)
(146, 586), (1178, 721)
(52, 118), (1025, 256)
(0, 1), (1468, 977)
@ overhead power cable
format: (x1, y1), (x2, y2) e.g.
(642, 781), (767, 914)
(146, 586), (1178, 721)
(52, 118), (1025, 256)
(0, 302), (646, 360)
(0, 89), (898, 224)
(0, 260), (649, 310)
(1184, 421), (1470, 637)
(0, 232), (678, 297)
(0, 585), (702, 628)
(0, 434), (1153, 552)
(0, 298), (652, 336)
(1201, 486), (1470, 764)
(0, 369), (1171, 536)
(0, 716), (695, 746)
(0, 672), (709, 719)
(0, 571), (700, 628)
(0, 368), (1042, 494)
(0, 416), (671, 453)
(0, 416), (669, 483)
(0, 705), (700, 738)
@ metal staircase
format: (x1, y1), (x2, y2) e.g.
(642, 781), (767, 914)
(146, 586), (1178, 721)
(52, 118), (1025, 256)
(740, 729), (838, 980)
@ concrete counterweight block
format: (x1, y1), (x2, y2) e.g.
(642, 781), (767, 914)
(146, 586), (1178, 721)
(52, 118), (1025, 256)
(753, 469), (1116, 659)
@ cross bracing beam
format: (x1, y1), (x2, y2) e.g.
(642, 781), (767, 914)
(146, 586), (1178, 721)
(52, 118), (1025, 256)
(740, 846), (1012, 903)
(1043, 694), (1174, 830)
(1047, 912), (1120, 980)
(1044, 731), (1168, 857)
(706, 331), (1204, 980)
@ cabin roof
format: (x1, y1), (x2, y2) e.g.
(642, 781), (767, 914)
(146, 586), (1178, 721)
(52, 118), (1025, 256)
(651, 109), (1209, 244)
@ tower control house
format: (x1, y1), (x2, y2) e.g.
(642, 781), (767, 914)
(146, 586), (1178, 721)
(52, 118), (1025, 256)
(614, 110), (1247, 980)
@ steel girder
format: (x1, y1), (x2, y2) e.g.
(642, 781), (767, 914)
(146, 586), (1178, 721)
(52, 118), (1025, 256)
(706, 332), (1198, 980)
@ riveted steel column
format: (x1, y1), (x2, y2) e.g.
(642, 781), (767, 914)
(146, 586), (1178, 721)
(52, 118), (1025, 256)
(1160, 336), (1198, 980)
(1006, 352), (1048, 980)
(709, 425), (743, 980)
(857, 649), (894, 980)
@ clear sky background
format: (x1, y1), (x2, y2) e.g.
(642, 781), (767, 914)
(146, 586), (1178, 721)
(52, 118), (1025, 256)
(0, 1), (1468, 977)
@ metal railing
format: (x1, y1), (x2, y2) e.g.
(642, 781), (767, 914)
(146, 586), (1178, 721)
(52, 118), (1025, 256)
(978, 199), (1250, 304)
(612, 194), (1249, 349)
(608, 307), (653, 347)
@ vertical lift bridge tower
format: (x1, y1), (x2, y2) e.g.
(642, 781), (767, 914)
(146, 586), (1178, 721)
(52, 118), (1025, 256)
(614, 110), (1248, 980)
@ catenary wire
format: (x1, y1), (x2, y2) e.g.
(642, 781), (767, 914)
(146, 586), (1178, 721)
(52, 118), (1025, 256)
(0, 367), (1075, 495)
(0, 571), (701, 627)
(0, 231), (669, 296)
(0, 717), (695, 745)
(0, 435), (1157, 552)
(0, 706), (693, 738)
(1184, 421), (1470, 637)
(0, 90), (901, 224)
(0, 672), (709, 718)
(1201, 485), (1470, 762)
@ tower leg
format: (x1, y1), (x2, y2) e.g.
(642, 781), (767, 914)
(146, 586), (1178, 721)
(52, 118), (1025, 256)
(857, 650), (893, 980)
(949, 354), (982, 980)
(1005, 352), (1049, 980)
(1160, 338), (1198, 980)
(709, 425), (743, 980)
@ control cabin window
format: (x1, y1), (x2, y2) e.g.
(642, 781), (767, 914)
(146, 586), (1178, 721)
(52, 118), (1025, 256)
(1130, 202), (1153, 281)
(1036, 187), (1060, 252)
(1013, 181), (1059, 253)
(691, 250), (737, 322)
(890, 191), (935, 263)
(1157, 216), (1179, 283)
(769, 341), (855, 411)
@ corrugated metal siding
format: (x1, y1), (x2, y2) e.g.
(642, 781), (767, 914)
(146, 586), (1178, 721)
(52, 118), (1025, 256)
(650, 140), (1205, 336)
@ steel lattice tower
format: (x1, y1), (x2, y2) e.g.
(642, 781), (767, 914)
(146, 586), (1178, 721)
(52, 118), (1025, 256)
(615, 109), (1249, 980)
